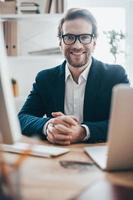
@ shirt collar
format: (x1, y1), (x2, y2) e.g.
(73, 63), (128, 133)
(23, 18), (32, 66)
(65, 58), (92, 83)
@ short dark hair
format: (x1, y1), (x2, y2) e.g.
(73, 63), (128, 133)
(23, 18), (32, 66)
(58, 8), (98, 38)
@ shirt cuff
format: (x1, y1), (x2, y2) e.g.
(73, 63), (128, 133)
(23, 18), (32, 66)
(81, 124), (90, 141)
(43, 121), (49, 136)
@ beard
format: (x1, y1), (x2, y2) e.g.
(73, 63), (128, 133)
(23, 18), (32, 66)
(64, 48), (91, 68)
(66, 55), (88, 68)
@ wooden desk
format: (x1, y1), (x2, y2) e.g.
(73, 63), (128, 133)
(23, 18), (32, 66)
(3, 139), (133, 200)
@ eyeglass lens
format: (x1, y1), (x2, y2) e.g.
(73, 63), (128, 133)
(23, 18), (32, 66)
(62, 34), (93, 45)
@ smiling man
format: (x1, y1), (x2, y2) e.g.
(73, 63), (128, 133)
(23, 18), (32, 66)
(18, 8), (129, 145)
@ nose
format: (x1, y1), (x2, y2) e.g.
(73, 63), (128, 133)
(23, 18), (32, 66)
(73, 38), (83, 48)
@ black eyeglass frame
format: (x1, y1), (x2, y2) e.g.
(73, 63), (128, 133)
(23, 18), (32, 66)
(61, 33), (94, 45)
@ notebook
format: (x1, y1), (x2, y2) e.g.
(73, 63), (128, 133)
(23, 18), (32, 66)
(2, 143), (70, 158)
(84, 84), (133, 171)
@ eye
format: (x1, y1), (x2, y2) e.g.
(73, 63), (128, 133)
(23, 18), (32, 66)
(65, 34), (75, 41)
(80, 35), (91, 41)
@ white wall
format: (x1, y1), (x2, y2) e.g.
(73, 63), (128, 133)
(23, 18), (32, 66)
(8, 55), (64, 96)
(66, 0), (133, 84)
(8, 0), (133, 97)
(125, 1), (133, 85)
(17, 17), (61, 55)
(8, 15), (64, 97)
(66, 0), (133, 8)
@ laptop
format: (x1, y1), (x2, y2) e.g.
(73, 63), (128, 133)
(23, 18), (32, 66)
(84, 84), (133, 171)
(0, 21), (69, 157)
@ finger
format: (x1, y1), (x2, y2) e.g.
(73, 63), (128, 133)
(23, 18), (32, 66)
(47, 130), (71, 145)
(48, 123), (72, 136)
(47, 127), (52, 136)
(47, 122), (54, 128)
(52, 113), (79, 123)
(47, 125), (59, 135)
(52, 112), (64, 117)
(60, 115), (78, 126)
(47, 123), (71, 136)
(51, 116), (78, 126)
(50, 118), (70, 127)
(53, 133), (71, 141)
(47, 124), (71, 140)
(54, 124), (72, 134)
(54, 140), (71, 146)
(47, 131), (55, 144)
(68, 115), (79, 123)
(46, 119), (55, 129)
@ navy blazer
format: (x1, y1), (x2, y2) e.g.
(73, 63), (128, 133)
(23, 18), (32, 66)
(18, 57), (129, 143)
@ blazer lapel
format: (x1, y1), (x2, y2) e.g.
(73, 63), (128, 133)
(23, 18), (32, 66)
(83, 58), (101, 120)
(54, 61), (66, 113)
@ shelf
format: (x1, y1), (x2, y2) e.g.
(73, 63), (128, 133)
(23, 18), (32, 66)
(7, 55), (63, 60)
(0, 13), (63, 21)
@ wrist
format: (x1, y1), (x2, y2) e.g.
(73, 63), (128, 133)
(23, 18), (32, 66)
(80, 126), (87, 141)
(81, 124), (90, 141)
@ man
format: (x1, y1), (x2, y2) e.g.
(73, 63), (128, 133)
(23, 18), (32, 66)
(18, 8), (129, 145)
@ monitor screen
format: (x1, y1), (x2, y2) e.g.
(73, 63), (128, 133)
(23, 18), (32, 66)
(0, 21), (21, 144)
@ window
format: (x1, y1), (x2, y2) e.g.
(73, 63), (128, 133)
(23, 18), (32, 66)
(88, 7), (125, 65)
(66, 0), (133, 83)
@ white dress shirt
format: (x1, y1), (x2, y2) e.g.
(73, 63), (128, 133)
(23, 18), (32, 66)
(44, 59), (92, 141)
(64, 59), (92, 140)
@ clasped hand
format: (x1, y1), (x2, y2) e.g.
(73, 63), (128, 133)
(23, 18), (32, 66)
(46, 112), (86, 145)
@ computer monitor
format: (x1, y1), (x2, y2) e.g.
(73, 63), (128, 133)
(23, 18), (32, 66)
(0, 24), (71, 157)
(0, 21), (21, 144)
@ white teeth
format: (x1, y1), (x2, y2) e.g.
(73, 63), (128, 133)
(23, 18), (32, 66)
(71, 52), (83, 55)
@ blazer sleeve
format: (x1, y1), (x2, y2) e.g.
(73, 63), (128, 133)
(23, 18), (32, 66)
(18, 63), (65, 139)
(83, 120), (108, 143)
(18, 73), (50, 139)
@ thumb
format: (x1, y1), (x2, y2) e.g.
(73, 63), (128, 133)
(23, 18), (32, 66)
(52, 112), (64, 117)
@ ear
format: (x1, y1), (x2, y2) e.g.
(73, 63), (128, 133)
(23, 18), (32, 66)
(59, 40), (61, 47)
(59, 39), (62, 51)
(92, 38), (97, 52)
(93, 38), (97, 46)
(91, 38), (97, 53)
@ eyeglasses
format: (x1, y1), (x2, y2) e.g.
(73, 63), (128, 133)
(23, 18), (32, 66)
(61, 34), (94, 45)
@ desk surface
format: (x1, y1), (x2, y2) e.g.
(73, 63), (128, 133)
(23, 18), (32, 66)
(4, 138), (133, 200)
